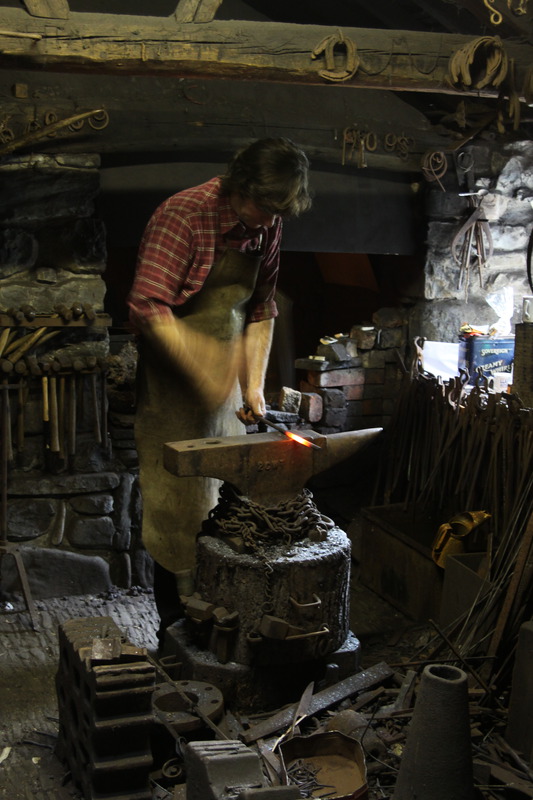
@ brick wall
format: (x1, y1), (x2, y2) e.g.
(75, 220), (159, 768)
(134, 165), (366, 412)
(288, 307), (407, 433)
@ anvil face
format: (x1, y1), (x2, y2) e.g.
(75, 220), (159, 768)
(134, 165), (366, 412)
(163, 428), (382, 507)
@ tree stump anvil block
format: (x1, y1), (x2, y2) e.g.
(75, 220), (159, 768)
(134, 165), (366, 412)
(163, 427), (382, 507)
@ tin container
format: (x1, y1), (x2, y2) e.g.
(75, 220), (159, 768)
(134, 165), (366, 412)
(280, 730), (368, 800)
(458, 335), (514, 385)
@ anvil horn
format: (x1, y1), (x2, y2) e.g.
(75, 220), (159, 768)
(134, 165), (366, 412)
(163, 427), (382, 507)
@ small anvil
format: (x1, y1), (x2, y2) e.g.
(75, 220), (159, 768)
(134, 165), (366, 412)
(163, 428), (382, 507)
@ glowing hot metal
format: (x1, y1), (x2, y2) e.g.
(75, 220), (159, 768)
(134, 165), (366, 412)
(259, 417), (321, 450)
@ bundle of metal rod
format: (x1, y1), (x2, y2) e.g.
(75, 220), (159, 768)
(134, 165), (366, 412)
(373, 362), (533, 696)
(374, 367), (532, 537)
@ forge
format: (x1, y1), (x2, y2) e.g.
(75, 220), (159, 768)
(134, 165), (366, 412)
(161, 427), (382, 711)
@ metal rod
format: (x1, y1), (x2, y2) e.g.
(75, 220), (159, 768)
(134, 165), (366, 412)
(259, 417), (321, 449)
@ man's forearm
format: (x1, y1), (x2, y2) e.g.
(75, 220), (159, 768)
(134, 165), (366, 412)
(243, 318), (274, 414)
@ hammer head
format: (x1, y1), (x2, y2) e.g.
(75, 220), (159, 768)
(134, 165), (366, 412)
(163, 428), (382, 507)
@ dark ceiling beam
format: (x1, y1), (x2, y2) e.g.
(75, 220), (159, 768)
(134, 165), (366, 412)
(0, 8), (531, 101)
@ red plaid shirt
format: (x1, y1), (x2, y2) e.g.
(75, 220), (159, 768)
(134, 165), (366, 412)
(127, 177), (281, 329)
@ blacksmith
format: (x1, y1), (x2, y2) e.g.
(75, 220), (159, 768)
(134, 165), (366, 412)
(127, 137), (312, 644)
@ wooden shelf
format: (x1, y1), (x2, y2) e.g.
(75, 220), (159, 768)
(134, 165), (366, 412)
(0, 314), (113, 328)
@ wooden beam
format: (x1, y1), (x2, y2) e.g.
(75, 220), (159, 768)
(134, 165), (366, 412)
(0, 69), (453, 173)
(0, 9), (531, 101)
(22, 0), (69, 20)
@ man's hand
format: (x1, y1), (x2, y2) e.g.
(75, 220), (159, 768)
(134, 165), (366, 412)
(236, 389), (267, 424)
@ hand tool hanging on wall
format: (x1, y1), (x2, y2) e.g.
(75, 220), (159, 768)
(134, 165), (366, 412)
(99, 359), (109, 454)
(452, 194), (493, 300)
(6, 307), (25, 324)
(58, 374), (66, 460)
(67, 373), (77, 466)
(48, 375), (60, 453)
(20, 305), (36, 322)
(17, 379), (28, 453)
(0, 378), (39, 630)
(41, 373), (49, 450)
(82, 303), (96, 321)
(0, 328), (11, 357)
(71, 302), (84, 320)
(53, 304), (73, 322)
(1, 377), (13, 463)
(88, 371), (102, 444)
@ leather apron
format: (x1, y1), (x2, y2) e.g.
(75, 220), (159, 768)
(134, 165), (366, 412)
(135, 245), (263, 573)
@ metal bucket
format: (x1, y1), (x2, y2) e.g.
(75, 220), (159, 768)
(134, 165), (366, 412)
(280, 730), (368, 800)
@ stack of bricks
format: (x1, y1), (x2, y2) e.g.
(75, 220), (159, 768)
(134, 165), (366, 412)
(291, 307), (407, 434)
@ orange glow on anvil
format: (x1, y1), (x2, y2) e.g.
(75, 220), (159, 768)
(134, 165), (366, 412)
(285, 431), (314, 447)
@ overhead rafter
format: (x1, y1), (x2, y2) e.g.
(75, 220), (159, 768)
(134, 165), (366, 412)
(0, 8), (531, 102)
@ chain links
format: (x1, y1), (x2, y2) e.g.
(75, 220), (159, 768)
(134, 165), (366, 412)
(203, 482), (335, 547)
(202, 483), (336, 615)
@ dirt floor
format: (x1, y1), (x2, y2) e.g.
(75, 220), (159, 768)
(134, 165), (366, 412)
(0, 563), (529, 800)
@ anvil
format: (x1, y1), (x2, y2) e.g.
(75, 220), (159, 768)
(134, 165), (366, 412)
(163, 428), (382, 507)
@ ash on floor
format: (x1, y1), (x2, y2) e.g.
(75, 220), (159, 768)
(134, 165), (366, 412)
(0, 587), (159, 800)
(1, 578), (509, 800)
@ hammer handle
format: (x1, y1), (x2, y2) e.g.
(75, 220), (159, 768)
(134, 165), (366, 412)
(89, 372), (102, 444)
(42, 376), (49, 423)
(17, 380), (26, 452)
(0, 328), (11, 358)
(6, 327), (47, 363)
(2, 379), (13, 463)
(48, 376), (60, 453)
(67, 374), (77, 457)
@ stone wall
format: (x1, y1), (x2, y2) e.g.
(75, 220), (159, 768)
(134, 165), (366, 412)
(0, 155), (147, 600)
(409, 140), (533, 342)
(291, 140), (533, 434)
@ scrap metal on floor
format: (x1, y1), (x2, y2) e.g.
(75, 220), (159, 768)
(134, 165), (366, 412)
(1, 573), (531, 800)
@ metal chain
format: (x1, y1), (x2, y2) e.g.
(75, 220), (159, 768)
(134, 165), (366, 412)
(203, 483), (335, 548)
(202, 483), (336, 615)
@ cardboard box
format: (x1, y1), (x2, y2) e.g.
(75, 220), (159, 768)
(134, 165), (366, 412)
(459, 336), (514, 385)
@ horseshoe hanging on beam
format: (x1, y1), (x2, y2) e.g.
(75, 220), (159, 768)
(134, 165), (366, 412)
(311, 29), (360, 82)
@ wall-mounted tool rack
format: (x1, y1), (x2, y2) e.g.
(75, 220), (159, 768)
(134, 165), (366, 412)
(0, 313), (112, 328)
(1, 378), (40, 630)
(0, 309), (113, 629)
